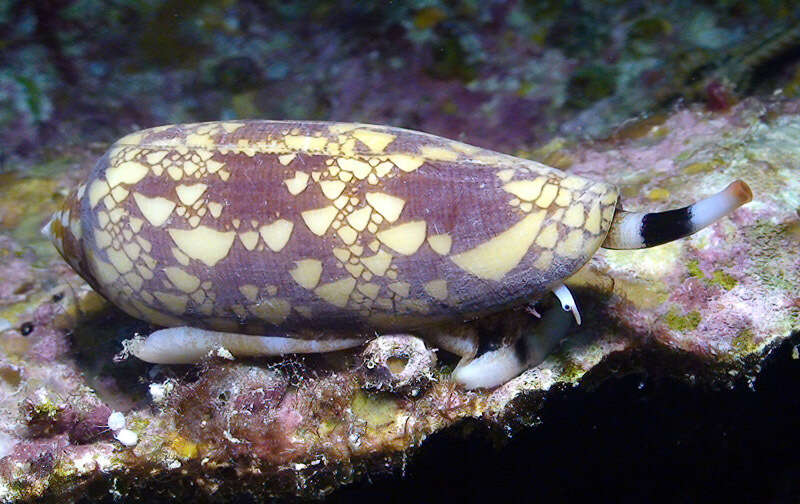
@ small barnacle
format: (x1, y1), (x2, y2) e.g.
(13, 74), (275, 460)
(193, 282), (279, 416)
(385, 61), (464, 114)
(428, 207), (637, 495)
(359, 334), (437, 395)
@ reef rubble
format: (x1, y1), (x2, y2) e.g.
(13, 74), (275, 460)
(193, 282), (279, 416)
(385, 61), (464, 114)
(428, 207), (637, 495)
(0, 98), (797, 501)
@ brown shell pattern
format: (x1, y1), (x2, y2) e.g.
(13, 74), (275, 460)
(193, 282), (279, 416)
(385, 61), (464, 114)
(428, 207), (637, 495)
(51, 121), (619, 334)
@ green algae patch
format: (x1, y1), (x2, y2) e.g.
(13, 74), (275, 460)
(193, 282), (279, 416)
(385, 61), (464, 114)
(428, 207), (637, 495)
(664, 308), (701, 332)
(351, 390), (398, 429)
(731, 328), (759, 355)
(687, 260), (704, 279)
(710, 270), (738, 290)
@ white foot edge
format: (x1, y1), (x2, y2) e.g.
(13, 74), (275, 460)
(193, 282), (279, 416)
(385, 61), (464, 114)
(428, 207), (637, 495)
(131, 326), (367, 364)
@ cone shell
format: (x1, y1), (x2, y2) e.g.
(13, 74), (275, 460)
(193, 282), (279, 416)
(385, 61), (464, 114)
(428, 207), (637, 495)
(49, 121), (619, 333)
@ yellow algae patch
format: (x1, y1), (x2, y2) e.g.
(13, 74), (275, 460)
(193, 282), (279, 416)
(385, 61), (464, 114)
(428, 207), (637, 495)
(168, 226), (236, 267)
(352, 129), (396, 152)
(133, 193), (176, 226)
(376, 221), (427, 255)
(259, 219), (294, 252)
(314, 277), (357, 307)
(365, 192), (405, 223)
(346, 206), (372, 231)
(427, 233), (452, 255)
(301, 206), (338, 236)
(423, 279), (448, 301)
(361, 250), (393, 276)
(420, 145), (458, 161)
(503, 179), (546, 201)
(164, 267), (200, 293)
(290, 259), (323, 289)
(451, 211), (546, 281)
(106, 161), (150, 187)
(389, 154), (424, 173)
(249, 298), (291, 325)
(175, 183), (207, 206)
(283, 171), (309, 195)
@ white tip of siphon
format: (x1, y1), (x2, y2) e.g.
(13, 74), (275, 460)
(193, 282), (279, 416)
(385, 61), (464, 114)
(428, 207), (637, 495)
(552, 284), (581, 326)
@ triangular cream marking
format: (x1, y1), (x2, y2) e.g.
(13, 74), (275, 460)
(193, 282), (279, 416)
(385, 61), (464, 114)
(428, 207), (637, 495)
(249, 298), (291, 325)
(283, 171), (309, 195)
(175, 183), (207, 206)
(503, 179), (546, 201)
(337, 158), (372, 179)
(320, 180), (346, 200)
(496, 169), (515, 182)
(106, 161), (149, 187)
(357, 282), (381, 300)
(346, 206), (372, 232)
(352, 129), (396, 152)
(365, 192), (405, 223)
(290, 259), (323, 289)
(301, 206), (338, 236)
(420, 146), (458, 161)
(423, 279), (448, 301)
(133, 192), (176, 227)
(376, 220), (426, 255)
(167, 226), (236, 267)
(450, 211), (546, 281)
(208, 201), (223, 218)
(206, 159), (225, 173)
(259, 219), (294, 252)
(239, 284), (259, 302)
(427, 234), (452, 255)
(238, 231), (259, 251)
(388, 281), (410, 297)
(361, 250), (392, 276)
(314, 277), (356, 308)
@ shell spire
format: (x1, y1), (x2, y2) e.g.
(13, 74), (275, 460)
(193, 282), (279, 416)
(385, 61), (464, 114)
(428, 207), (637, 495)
(601, 180), (752, 249)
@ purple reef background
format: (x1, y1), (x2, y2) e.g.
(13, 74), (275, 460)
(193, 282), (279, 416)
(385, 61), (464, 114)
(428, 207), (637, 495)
(0, 1), (799, 502)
